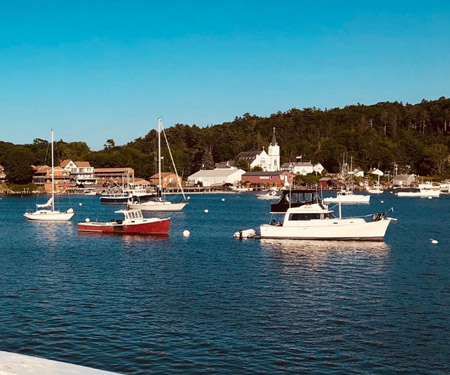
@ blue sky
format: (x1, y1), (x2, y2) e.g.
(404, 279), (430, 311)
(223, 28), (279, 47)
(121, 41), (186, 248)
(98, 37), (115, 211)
(0, 1), (449, 150)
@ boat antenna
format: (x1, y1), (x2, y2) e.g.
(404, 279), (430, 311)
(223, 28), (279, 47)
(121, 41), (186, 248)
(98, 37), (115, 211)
(51, 128), (55, 212)
(159, 119), (187, 201)
(158, 118), (162, 198)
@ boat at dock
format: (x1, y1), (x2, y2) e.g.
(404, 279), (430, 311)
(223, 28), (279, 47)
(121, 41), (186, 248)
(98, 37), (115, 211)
(260, 202), (394, 241)
(77, 209), (170, 235)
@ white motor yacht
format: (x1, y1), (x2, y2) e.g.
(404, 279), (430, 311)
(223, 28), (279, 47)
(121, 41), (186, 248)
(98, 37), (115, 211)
(260, 202), (393, 241)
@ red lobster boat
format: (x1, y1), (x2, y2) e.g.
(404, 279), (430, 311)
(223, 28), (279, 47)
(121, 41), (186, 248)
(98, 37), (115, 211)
(77, 209), (170, 235)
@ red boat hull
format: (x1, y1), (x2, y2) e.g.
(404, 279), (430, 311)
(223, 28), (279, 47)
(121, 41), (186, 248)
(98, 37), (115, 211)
(77, 218), (170, 235)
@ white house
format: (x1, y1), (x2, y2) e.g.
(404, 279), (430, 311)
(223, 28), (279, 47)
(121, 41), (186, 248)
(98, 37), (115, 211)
(187, 168), (246, 187)
(61, 160), (97, 186)
(233, 128), (280, 172)
(281, 161), (324, 175)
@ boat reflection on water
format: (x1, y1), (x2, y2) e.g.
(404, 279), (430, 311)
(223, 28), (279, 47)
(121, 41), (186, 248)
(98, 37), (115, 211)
(78, 231), (169, 242)
(260, 238), (390, 265)
(28, 221), (74, 247)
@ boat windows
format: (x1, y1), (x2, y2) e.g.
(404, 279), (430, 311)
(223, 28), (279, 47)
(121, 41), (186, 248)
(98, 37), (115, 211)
(289, 213), (321, 221)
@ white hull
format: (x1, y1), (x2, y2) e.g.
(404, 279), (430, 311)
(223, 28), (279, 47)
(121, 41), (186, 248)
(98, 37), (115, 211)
(323, 195), (370, 204)
(256, 193), (279, 200)
(129, 201), (187, 212)
(396, 190), (440, 198)
(367, 189), (383, 194)
(260, 218), (392, 241)
(24, 210), (74, 221)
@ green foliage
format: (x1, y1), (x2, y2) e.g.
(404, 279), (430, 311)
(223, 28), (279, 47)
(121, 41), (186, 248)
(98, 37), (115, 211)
(2, 98), (450, 183)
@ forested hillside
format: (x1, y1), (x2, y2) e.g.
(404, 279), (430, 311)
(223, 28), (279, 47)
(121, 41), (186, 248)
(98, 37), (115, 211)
(1, 97), (450, 184)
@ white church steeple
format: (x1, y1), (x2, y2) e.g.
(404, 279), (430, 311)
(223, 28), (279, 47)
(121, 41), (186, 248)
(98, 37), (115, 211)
(268, 127), (280, 171)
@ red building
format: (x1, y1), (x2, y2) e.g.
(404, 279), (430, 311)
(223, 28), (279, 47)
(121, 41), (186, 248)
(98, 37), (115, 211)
(241, 171), (293, 187)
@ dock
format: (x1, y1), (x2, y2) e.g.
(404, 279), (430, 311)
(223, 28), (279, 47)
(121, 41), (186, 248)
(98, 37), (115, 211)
(0, 351), (122, 375)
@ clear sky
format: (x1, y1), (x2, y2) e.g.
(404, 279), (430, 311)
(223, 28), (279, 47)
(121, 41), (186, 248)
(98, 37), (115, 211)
(1, 0), (449, 150)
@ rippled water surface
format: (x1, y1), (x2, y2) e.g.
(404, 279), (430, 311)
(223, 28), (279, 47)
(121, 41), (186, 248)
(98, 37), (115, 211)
(1, 193), (450, 374)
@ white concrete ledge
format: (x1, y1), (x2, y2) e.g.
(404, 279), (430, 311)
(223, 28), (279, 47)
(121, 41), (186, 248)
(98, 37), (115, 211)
(0, 351), (122, 375)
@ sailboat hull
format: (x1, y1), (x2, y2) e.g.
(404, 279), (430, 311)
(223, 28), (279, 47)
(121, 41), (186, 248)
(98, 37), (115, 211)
(24, 210), (74, 221)
(128, 201), (188, 212)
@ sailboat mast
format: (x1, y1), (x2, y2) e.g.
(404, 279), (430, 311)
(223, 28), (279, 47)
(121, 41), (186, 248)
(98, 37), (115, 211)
(158, 118), (162, 194)
(51, 129), (55, 212)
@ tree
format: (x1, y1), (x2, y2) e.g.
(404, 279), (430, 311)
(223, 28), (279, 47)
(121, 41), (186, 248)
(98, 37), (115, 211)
(201, 147), (215, 169)
(3, 148), (35, 184)
(104, 139), (115, 151)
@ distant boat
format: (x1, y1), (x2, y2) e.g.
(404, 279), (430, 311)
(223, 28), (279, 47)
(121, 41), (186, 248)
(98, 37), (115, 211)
(100, 184), (153, 204)
(366, 184), (383, 194)
(323, 190), (370, 204)
(77, 208), (170, 235)
(260, 201), (394, 241)
(396, 182), (440, 198)
(256, 189), (279, 200)
(24, 130), (74, 221)
(129, 118), (188, 212)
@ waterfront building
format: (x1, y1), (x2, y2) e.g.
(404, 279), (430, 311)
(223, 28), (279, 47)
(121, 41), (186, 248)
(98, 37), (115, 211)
(61, 160), (97, 186)
(32, 165), (71, 193)
(187, 168), (246, 187)
(281, 161), (324, 175)
(392, 174), (416, 187)
(94, 167), (135, 186)
(241, 171), (293, 187)
(0, 165), (6, 183)
(149, 172), (182, 188)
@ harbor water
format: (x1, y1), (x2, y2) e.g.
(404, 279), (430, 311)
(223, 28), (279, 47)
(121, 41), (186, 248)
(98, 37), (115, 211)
(0, 193), (449, 374)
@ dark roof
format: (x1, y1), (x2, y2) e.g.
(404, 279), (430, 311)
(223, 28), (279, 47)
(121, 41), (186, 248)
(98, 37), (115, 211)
(271, 127), (277, 146)
(234, 151), (261, 162)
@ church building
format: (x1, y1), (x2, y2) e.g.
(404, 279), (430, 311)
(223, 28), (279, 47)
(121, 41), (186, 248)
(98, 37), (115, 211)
(233, 128), (280, 172)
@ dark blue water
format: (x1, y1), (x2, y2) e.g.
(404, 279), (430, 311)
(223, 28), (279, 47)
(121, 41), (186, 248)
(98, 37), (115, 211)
(1, 193), (449, 374)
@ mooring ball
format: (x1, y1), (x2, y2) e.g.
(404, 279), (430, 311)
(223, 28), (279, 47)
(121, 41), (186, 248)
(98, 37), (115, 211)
(85, 218), (90, 222)
(183, 230), (190, 238)
(204, 209), (209, 213)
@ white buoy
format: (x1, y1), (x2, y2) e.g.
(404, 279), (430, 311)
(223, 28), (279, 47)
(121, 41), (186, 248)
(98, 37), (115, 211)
(79, 202), (83, 207)
(428, 196), (432, 200)
(187, 196), (191, 200)
(183, 230), (190, 238)
(204, 209), (209, 213)
(221, 198), (225, 202)
(380, 200), (384, 203)
(85, 218), (90, 222)
(431, 239), (438, 244)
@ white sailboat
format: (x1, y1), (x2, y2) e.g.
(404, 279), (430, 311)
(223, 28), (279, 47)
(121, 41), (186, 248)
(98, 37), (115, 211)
(129, 118), (188, 212)
(24, 130), (74, 221)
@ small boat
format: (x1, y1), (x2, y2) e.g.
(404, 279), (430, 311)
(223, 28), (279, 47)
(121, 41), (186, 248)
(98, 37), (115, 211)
(323, 189), (370, 204)
(256, 189), (279, 200)
(260, 202), (394, 241)
(129, 197), (188, 212)
(100, 186), (154, 204)
(396, 182), (440, 198)
(77, 209), (170, 235)
(24, 129), (74, 222)
(366, 184), (383, 194)
(83, 188), (97, 196)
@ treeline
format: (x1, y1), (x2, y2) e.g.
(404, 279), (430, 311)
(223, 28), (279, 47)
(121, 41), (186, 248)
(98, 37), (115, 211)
(1, 97), (450, 184)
